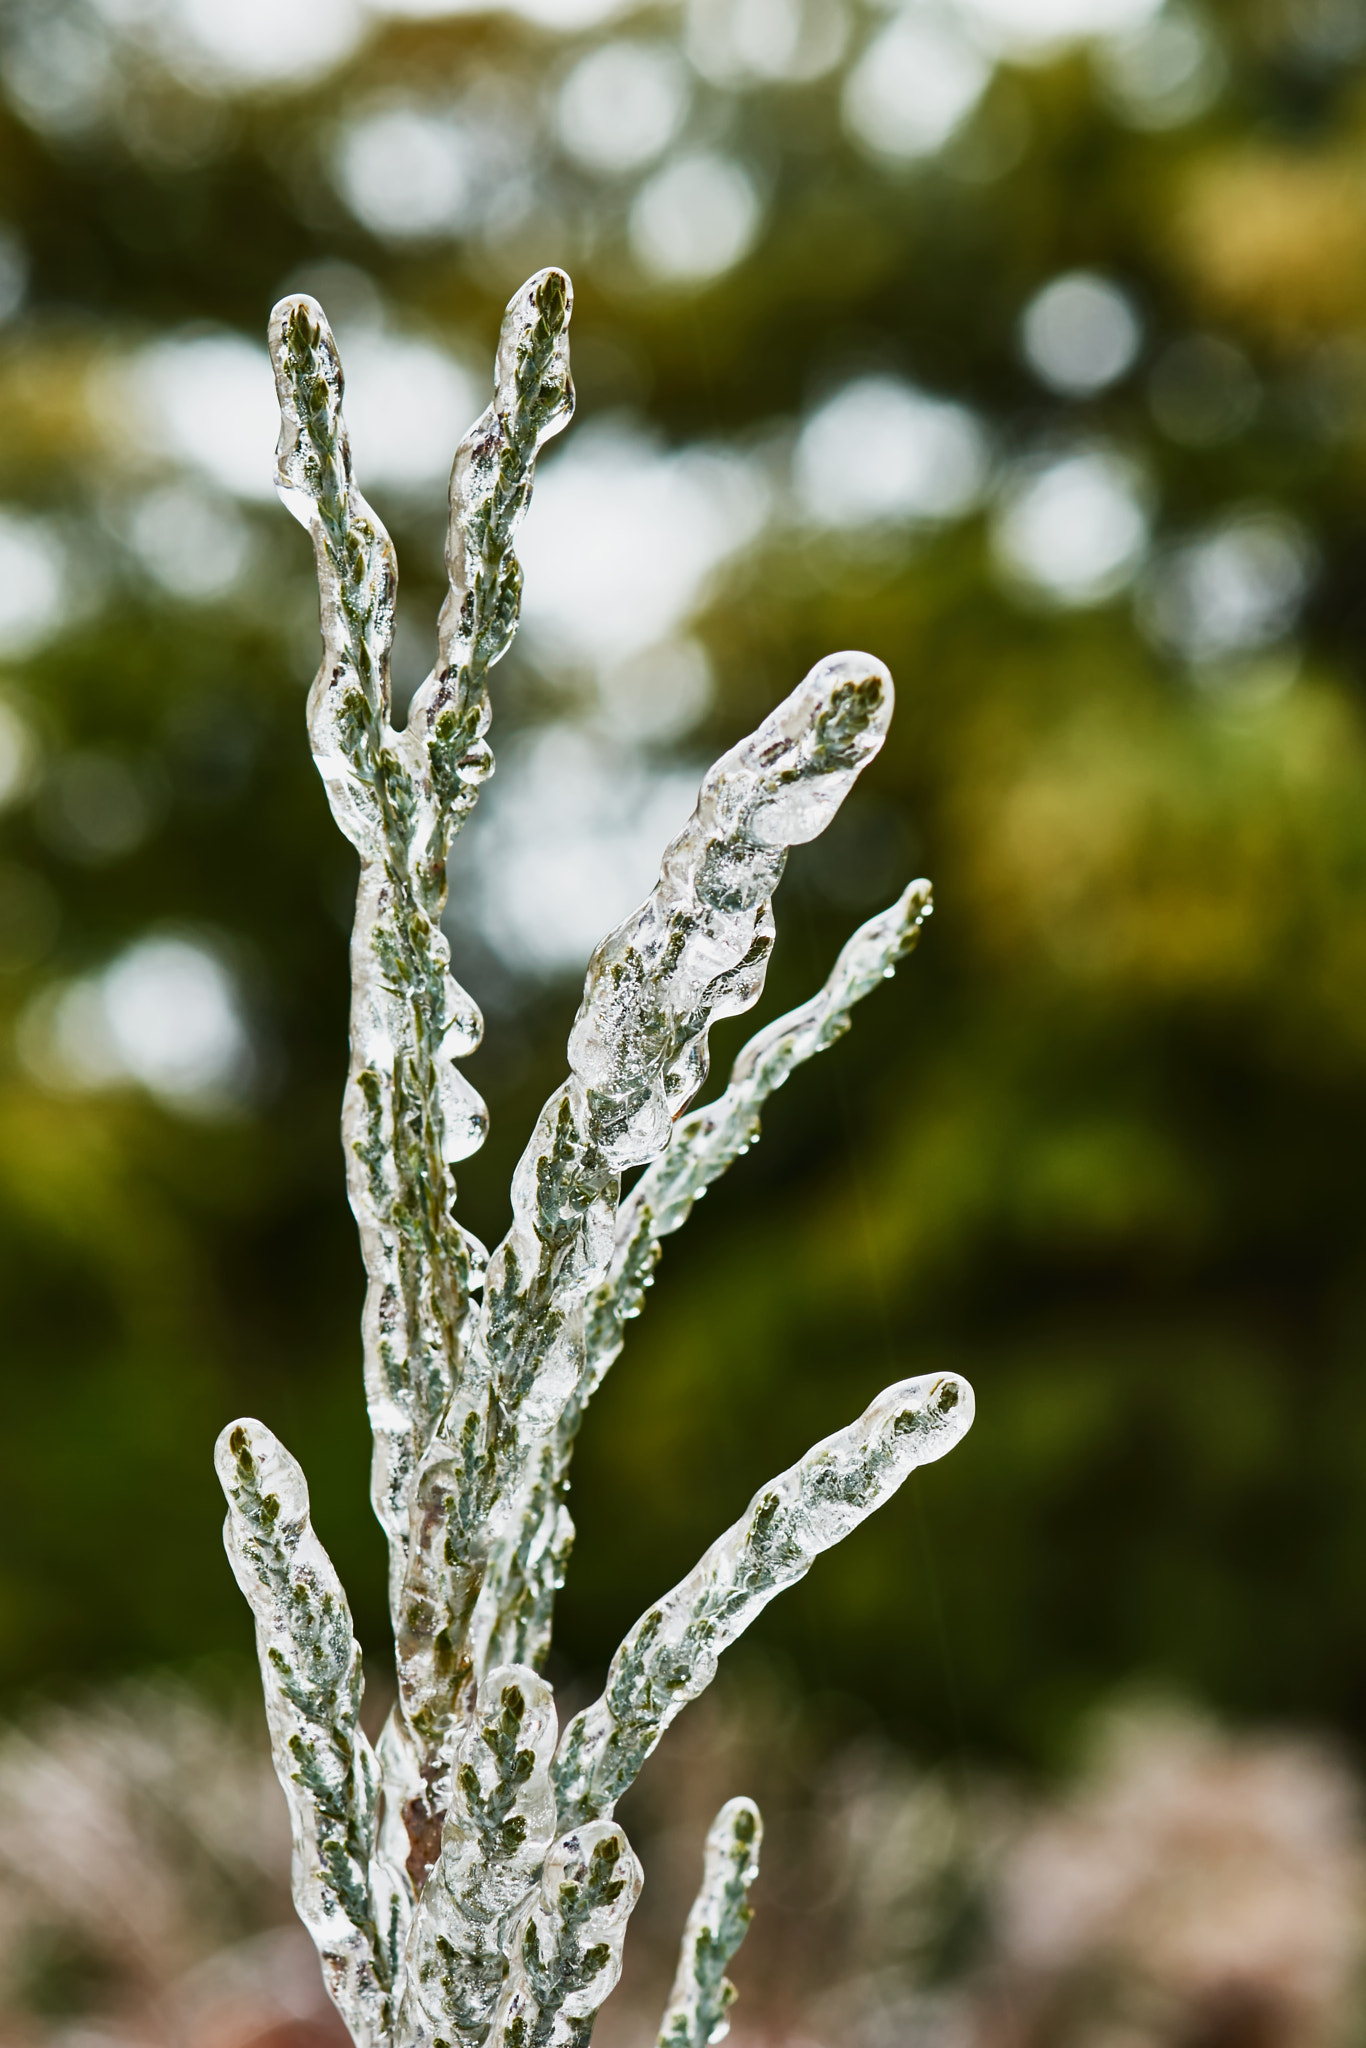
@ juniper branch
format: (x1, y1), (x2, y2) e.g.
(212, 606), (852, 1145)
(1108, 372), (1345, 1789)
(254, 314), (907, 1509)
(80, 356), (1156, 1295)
(227, 254), (982, 2048)
(493, 878), (935, 1671)
(214, 1419), (403, 2048)
(604, 877), (932, 1342)
(657, 1799), (763, 2048)
(399, 1665), (560, 2048)
(552, 1372), (974, 1829)
(456, 654), (898, 1688)
(488, 1821), (643, 2048)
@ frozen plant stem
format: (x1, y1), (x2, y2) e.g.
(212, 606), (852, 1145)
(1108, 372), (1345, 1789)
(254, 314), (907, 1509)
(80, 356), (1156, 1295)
(657, 1799), (762, 2048)
(215, 265), (976, 2048)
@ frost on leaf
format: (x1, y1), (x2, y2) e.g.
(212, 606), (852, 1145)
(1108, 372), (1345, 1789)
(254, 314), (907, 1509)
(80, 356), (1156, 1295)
(215, 260), (975, 2048)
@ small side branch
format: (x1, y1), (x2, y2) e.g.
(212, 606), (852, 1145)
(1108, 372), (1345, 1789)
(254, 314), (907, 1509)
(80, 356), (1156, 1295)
(489, 1821), (643, 2048)
(399, 1665), (559, 2048)
(406, 267), (576, 908)
(214, 1420), (402, 2048)
(657, 1798), (763, 2048)
(393, 1396), (492, 1811)
(588, 877), (934, 1393)
(552, 1372), (974, 1830)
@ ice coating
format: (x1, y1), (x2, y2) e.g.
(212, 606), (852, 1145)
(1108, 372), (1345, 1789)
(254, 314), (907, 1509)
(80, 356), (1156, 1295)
(221, 256), (979, 2048)
(268, 269), (574, 1618)
(588, 874), (932, 1386)
(564, 651), (895, 1151)
(656, 1798), (763, 2048)
(267, 271), (574, 1883)
(614, 877), (931, 1261)
(488, 1821), (643, 2048)
(392, 1395), (488, 1801)
(552, 1373), (975, 1829)
(214, 1418), (403, 2048)
(494, 878), (933, 1693)
(458, 653), (895, 1685)
(399, 1666), (559, 2048)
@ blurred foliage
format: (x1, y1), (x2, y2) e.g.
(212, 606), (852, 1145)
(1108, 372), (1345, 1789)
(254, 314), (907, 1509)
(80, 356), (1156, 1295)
(1, 0), (1366, 1772)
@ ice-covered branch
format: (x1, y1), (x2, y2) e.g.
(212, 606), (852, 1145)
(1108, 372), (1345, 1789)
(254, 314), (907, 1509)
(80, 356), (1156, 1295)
(214, 1419), (403, 2048)
(268, 270), (573, 1621)
(506, 880), (932, 1692)
(268, 273), (574, 1861)
(226, 253), (981, 2048)
(586, 877), (933, 1396)
(552, 1372), (974, 1829)
(657, 1798), (763, 2048)
(488, 1821), (643, 2048)
(400, 1665), (559, 2048)
(461, 655), (896, 1682)
(391, 1398), (491, 1859)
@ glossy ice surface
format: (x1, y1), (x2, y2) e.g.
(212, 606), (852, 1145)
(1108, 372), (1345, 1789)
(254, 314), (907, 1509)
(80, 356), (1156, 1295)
(656, 1799), (762, 2048)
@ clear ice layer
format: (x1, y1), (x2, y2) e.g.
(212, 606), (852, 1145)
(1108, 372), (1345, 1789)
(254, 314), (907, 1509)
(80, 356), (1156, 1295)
(215, 265), (976, 2048)
(657, 1799), (763, 2048)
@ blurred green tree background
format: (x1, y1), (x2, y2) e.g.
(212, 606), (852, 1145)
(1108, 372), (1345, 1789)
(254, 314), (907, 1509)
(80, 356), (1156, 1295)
(0, 0), (1364, 1768)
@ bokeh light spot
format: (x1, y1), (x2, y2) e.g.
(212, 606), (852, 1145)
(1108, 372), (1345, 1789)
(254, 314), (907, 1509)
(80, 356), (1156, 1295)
(842, 13), (990, 160)
(628, 152), (761, 283)
(556, 42), (689, 173)
(0, 512), (66, 656)
(1138, 510), (1315, 665)
(994, 447), (1150, 604)
(1148, 335), (1258, 447)
(20, 936), (252, 1112)
(795, 375), (990, 526)
(127, 333), (279, 503)
(1094, 4), (1226, 129)
(1021, 271), (1143, 396)
(517, 421), (767, 666)
(962, 0), (1163, 55)
(126, 485), (254, 602)
(335, 107), (473, 240)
